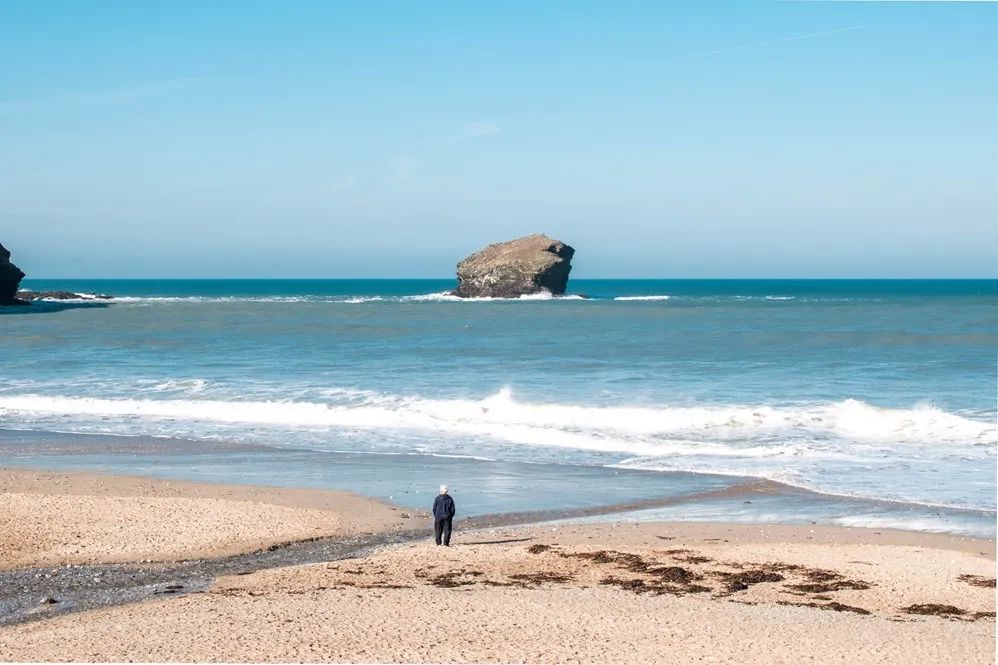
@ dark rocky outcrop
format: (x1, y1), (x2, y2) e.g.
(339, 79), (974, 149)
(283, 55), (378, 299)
(0, 243), (27, 305)
(16, 290), (113, 301)
(1, 243), (114, 307)
(454, 234), (575, 298)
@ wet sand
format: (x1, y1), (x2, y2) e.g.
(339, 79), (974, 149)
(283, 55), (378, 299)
(0, 468), (994, 663)
(4, 428), (994, 538)
(0, 468), (419, 570)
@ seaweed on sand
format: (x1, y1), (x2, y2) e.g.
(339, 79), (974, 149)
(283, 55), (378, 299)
(713, 569), (785, 592)
(778, 600), (871, 615)
(902, 604), (966, 617)
(508, 572), (574, 586)
(958, 574), (996, 588)
(428, 572), (478, 588)
(784, 568), (872, 594)
(527, 544), (553, 554)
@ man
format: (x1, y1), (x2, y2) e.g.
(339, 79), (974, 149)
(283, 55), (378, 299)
(432, 484), (456, 546)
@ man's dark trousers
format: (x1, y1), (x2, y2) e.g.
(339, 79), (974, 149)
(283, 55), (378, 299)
(434, 518), (453, 546)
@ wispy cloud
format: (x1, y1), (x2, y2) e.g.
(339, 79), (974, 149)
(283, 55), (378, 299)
(450, 120), (501, 142)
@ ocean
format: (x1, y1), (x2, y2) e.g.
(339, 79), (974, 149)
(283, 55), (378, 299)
(2, 279), (996, 535)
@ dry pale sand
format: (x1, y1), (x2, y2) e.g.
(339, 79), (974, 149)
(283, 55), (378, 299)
(2, 520), (994, 664)
(0, 468), (420, 570)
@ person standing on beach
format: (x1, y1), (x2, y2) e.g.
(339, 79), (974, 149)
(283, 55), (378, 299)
(432, 485), (456, 546)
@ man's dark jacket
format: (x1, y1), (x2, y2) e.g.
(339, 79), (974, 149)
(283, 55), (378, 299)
(433, 493), (456, 520)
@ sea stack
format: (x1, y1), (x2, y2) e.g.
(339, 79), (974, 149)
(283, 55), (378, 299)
(454, 234), (575, 298)
(0, 242), (26, 305)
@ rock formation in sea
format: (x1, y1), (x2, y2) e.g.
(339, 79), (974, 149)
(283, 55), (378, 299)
(0, 242), (27, 305)
(454, 234), (575, 298)
(16, 290), (114, 301)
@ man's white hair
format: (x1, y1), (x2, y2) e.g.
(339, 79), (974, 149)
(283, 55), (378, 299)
(440, 485), (448, 494)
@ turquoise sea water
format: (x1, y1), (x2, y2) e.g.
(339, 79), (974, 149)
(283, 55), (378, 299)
(2, 279), (996, 531)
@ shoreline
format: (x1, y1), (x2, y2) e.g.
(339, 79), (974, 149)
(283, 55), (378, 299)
(3, 428), (995, 540)
(5, 424), (995, 515)
(1, 466), (994, 663)
(0, 467), (425, 571)
(4, 426), (995, 516)
(4, 466), (994, 569)
(10, 465), (992, 571)
(2, 466), (994, 618)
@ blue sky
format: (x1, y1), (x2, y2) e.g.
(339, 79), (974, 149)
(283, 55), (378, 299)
(1, 1), (995, 278)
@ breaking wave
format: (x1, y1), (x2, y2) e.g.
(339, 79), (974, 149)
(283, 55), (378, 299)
(2, 388), (994, 510)
(1, 389), (992, 451)
(402, 291), (586, 302)
(108, 293), (589, 304)
(50, 293), (863, 305)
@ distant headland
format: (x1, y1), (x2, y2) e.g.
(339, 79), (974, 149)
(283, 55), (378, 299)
(0, 242), (26, 305)
(1, 234), (581, 304)
(0, 242), (113, 306)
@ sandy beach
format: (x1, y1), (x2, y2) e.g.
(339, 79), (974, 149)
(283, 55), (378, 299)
(1, 468), (994, 664)
(0, 468), (417, 570)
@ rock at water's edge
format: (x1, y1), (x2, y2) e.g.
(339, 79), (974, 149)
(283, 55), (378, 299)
(0, 242), (26, 305)
(454, 234), (575, 298)
(16, 290), (114, 301)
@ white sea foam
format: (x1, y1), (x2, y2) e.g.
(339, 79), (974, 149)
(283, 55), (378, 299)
(403, 290), (584, 302)
(825, 514), (987, 534)
(1, 390), (992, 450)
(2, 389), (993, 510)
(113, 296), (316, 303)
(341, 296), (384, 303)
(79, 292), (818, 305)
(20, 292), (111, 303)
(38, 292), (105, 302)
(148, 379), (210, 394)
(514, 290), (554, 301)
(116, 295), (385, 304)
(403, 292), (463, 302)
(547, 502), (995, 538)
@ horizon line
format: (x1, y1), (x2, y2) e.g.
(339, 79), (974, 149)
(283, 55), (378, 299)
(21, 276), (998, 282)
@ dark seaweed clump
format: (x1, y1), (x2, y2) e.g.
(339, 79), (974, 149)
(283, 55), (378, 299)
(653, 567), (699, 584)
(680, 555), (714, 565)
(558, 549), (712, 595)
(508, 572), (574, 586)
(714, 570), (785, 592)
(958, 574), (996, 588)
(778, 600), (871, 615)
(337, 581), (413, 589)
(902, 604), (966, 617)
(428, 572), (480, 588)
(785, 569), (871, 594)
